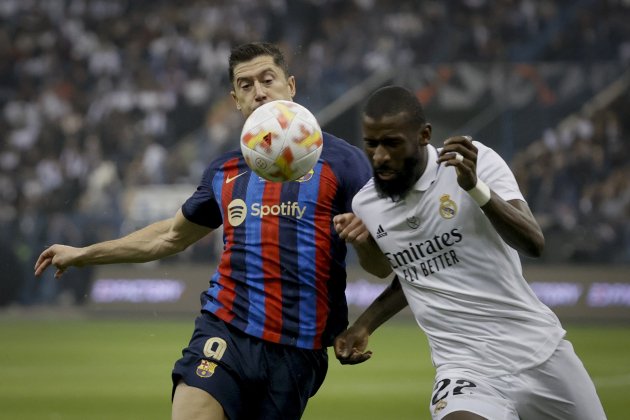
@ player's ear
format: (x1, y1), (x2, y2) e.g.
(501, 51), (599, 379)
(230, 91), (241, 110)
(287, 75), (296, 98)
(419, 123), (432, 145)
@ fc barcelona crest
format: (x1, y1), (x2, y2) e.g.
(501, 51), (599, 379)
(196, 360), (218, 378)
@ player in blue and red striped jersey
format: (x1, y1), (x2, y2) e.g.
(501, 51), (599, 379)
(34, 42), (387, 420)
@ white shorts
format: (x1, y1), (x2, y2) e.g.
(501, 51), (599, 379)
(429, 340), (606, 420)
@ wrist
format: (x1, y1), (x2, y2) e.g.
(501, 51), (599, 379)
(466, 179), (491, 207)
(352, 317), (376, 335)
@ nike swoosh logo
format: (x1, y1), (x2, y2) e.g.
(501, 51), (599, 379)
(225, 171), (248, 184)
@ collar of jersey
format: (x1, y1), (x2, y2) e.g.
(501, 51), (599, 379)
(411, 144), (439, 192)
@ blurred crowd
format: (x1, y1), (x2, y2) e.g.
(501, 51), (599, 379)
(0, 0), (629, 306)
(512, 90), (630, 263)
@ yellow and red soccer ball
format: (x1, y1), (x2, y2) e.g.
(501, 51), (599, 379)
(240, 100), (323, 182)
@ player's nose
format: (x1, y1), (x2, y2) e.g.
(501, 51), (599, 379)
(253, 81), (267, 100)
(372, 144), (389, 165)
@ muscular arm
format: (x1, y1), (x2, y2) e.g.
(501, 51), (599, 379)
(481, 196), (544, 258)
(352, 235), (393, 278)
(35, 209), (213, 277)
(352, 275), (407, 334)
(334, 275), (407, 364)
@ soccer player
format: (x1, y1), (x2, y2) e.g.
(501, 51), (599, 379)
(34, 42), (381, 420)
(333, 86), (607, 419)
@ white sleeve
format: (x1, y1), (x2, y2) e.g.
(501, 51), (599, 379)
(474, 141), (525, 202)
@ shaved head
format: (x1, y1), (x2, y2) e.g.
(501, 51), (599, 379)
(363, 86), (426, 129)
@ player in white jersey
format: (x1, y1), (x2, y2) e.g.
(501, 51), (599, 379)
(333, 86), (606, 420)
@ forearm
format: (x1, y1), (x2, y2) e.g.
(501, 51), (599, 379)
(352, 275), (407, 334)
(480, 193), (544, 258)
(77, 219), (185, 266)
(353, 236), (393, 278)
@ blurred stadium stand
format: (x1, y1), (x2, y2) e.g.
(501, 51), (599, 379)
(1, 0), (629, 307)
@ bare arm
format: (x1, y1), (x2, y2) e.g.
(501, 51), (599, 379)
(349, 274), (407, 334)
(334, 275), (407, 364)
(35, 209), (213, 278)
(352, 235), (393, 278)
(438, 136), (544, 258)
(333, 212), (392, 278)
(480, 196), (544, 257)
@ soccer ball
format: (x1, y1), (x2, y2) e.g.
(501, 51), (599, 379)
(240, 100), (323, 182)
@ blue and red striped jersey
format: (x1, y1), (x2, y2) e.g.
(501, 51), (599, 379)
(182, 132), (371, 349)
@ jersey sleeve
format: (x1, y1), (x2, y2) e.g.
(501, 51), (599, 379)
(181, 163), (223, 228)
(475, 141), (525, 203)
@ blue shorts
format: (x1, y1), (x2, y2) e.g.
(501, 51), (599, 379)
(172, 312), (328, 420)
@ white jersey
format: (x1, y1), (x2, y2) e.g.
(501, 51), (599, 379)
(353, 142), (565, 377)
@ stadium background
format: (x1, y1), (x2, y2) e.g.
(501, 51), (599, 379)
(0, 0), (629, 419)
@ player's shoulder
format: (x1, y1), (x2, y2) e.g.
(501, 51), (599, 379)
(321, 132), (369, 167)
(200, 148), (243, 178)
(436, 140), (492, 154)
(321, 132), (364, 156)
(471, 141), (510, 168)
(210, 148), (242, 166)
(437, 140), (503, 166)
(471, 140), (496, 156)
(321, 131), (371, 180)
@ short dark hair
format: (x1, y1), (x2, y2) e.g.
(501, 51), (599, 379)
(228, 42), (289, 83)
(364, 86), (426, 127)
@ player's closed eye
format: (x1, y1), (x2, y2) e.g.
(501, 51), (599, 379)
(365, 139), (402, 150)
(364, 140), (379, 149)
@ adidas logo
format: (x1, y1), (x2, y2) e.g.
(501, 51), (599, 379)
(376, 224), (388, 239)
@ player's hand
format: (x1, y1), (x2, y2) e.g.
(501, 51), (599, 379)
(334, 325), (373, 365)
(333, 213), (370, 245)
(437, 135), (478, 191)
(34, 244), (82, 278)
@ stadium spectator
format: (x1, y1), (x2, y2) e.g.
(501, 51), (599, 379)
(34, 41), (381, 420)
(333, 86), (606, 419)
(0, 241), (24, 307)
(2, 0), (629, 306)
(512, 91), (630, 262)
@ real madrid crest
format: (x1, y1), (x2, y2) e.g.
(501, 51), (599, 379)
(439, 194), (457, 219)
(433, 399), (448, 414)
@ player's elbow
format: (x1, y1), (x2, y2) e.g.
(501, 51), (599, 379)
(533, 234), (545, 258)
(524, 232), (545, 258)
(161, 234), (193, 256)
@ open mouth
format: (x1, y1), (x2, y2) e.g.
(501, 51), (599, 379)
(376, 170), (397, 181)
